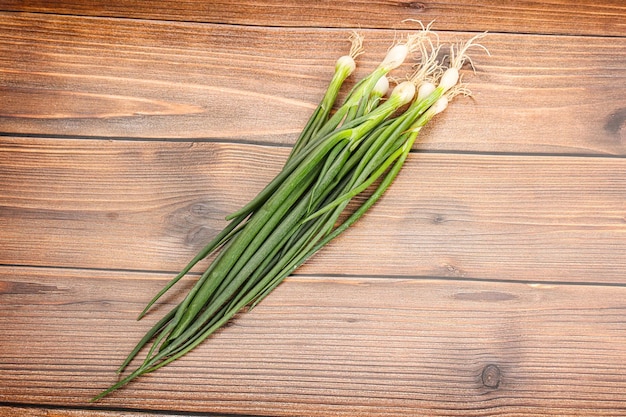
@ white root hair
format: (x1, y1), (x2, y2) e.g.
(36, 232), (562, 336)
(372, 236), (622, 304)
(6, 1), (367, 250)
(445, 79), (473, 100)
(387, 20), (435, 55)
(449, 32), (490, 71)
(348, 31), (365, 59)
(409, 39), (443, 85)
(403, 20), (437, 55)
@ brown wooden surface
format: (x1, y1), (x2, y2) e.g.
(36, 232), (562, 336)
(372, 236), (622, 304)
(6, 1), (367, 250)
(1, 138), (624, 282)
(1, 1), (625, 416)
(1, 0), (625, 37)
(2, 267), (626, 416)
(1, 13), (625, 155)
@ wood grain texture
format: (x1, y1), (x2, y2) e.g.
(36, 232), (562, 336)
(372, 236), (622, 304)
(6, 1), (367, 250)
(1, 266), (626, 416)
(0, 406), (202, 417)
(1, 0), (625, 37)
(1, 13), (625, 155)
(1, 1), (626, 416)
(1, 137), (624, 283)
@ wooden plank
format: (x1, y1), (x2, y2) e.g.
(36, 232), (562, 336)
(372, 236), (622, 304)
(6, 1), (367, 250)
(1, 13), (625, 155)
(1, 137), (624, 283)
(0, 0), (625, 37)
(0, 405), (208, 417)
(1, 266), (626, 416)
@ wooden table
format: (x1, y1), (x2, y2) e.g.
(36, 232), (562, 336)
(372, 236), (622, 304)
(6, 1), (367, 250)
(1, 1), (625, 416)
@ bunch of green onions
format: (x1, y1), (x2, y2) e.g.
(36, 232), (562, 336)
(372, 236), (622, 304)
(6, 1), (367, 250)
(94, 28), (486, 401)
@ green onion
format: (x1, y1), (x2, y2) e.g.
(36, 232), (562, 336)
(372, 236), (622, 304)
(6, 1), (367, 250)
(93, 28), (487, 402)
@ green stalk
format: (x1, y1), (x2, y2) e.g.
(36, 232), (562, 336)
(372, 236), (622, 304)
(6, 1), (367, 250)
(272, 131), (420, 299)
(148, 202), (348, 370)
(154, 123), (384, 365)
(94, 28), (474, 402)
(135, 180), (344, 376)
(225, 88), (407, 223)
(287, 62), (354, 162)
(166, 159), (324, 342)
(310, 132), (418, 253)
(307, 140), (351, 213)
(313, 67), (387, 140)
(116, 305), (177, 373)
(155, 127), (352, 356)
(301, 142), (407, 224)
(224, 127), (350, 222)
(137, 213), (247, 319)
(254, 106), (442, 305)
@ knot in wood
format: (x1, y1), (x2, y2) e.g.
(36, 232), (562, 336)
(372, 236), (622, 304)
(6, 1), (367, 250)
(481, 364), (501, 389)
(405, 2), (426, 11)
